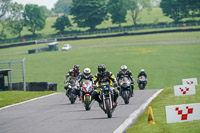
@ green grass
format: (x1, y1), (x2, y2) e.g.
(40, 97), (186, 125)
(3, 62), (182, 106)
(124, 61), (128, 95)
(127, 85), (200, 133)
(0, 91), (55, 108)
(0, 32), (200, 92)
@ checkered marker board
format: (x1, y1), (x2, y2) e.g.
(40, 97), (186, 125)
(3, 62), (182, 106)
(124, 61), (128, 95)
(174, 84), (195, 96)
(166, 103), (200, 123)
(182, 78), (198, 85)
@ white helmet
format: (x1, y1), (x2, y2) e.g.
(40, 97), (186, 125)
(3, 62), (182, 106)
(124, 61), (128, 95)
(141, 69), (144, 72)
(121, 65), (127, 74)
(83, 68), (91, 78)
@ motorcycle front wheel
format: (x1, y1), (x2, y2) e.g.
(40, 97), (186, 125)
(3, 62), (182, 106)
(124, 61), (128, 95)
(85, 95), (91, 111)
(105, 99), (112, 118)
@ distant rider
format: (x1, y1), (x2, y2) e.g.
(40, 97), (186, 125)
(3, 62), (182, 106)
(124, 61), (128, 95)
(92, 64), (119, 108)
(137, 69), (147, 84)
(117, 65), (134, 96)
(64, 65), (80, 96)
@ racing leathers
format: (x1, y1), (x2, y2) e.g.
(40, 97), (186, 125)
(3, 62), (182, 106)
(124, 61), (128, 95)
(91, 71), (119, 106)
(64, 69), (80, 96)
(117, 70), (134, 96)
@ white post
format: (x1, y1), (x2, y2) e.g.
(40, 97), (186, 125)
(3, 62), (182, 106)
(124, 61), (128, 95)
(22, 58), (26, 91)
(8, 59), (12, 90)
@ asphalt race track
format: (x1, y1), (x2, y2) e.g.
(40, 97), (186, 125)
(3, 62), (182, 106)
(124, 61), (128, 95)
(0, 89), (161, 133)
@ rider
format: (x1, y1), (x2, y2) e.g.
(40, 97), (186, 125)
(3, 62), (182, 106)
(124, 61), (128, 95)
(92, 64), (119, 108)
(77, 68), (94, 101)
(117, 65), (134, 96)
(137, 69), (148, 84)
(77, 68), (94, 85)
(64, 65), (80, 96)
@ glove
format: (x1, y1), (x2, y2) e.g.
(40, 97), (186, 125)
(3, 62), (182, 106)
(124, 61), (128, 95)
(114, 82), (118, 87)
(131, 81), (134, 85)
(93, 85), (98, 89)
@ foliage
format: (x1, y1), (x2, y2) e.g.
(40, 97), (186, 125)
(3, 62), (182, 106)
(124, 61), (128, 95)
(107, 0), (127, 26)
(70, 0), (107, 30)
(160, 0), (188, 23)
(23, 4), (46, 36)
(126, 0), (152, 26)
(0, 0), (11, 20)
(185, 0), (200, 18)
(52, 15), (72, 33)
(0, 21), (7, 40)
(41, 6), (54, 17)
(7, 2), (24, 38)
(53, 0), (72, 15)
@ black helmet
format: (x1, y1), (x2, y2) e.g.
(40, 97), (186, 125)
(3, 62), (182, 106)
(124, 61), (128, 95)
(73, 64), (80, 72)
(98, 64), (106, 75)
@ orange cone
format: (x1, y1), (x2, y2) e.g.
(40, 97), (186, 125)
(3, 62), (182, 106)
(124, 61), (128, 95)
(148, 106), (155, 124)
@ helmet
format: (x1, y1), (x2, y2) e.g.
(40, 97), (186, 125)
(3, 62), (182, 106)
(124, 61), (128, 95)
(98, 64), (106, 75)
(141, 69), (144, 72)
(83, 68), (91, 78)
(73, 65), (80, 72)
(121, 65), (127, 74)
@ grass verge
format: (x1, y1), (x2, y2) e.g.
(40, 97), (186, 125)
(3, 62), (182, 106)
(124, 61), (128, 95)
(0, 91), (55, 108)
(127, 85), (200, 133)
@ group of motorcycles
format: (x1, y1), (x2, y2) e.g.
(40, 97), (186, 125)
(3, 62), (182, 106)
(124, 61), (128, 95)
(65, 76), (147, 118)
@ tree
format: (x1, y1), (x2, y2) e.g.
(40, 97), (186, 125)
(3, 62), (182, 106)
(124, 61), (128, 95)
(70, 0), (107, 30)
(0, 0), (11, 20)
(53, 0), (72, 15)
(7, 2), (24, 38)
(126, 0), (152, 26)
(41, 6), (54, 17)
(23, 4), (46, 36)
(107, 0), (127, 26)
(186, 0), (200, 18)
(160, 0), (188, 23)
(52, 15), (72, 33)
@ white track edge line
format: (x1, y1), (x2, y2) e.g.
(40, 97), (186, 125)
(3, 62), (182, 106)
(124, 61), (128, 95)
(113, 89), (164, 133)
(0, 92), (60, 111)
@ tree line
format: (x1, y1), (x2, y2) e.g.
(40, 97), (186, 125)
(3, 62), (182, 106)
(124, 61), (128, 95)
(0, 0), (200, 40)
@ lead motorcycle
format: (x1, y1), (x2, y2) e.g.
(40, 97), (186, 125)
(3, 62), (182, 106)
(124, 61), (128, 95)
(80, 80), (94, 111)
(99, 84), (115, 118)
(119, 77), (132, 104)
(137, 76), (147, 90)
(66, 79), (79, 104)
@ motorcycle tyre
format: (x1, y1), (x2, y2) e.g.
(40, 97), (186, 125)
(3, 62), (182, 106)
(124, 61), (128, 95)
(85, 95), (91, 111)
(105, 99), (112, 118)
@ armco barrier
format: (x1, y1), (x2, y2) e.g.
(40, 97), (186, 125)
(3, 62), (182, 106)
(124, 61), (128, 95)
(1, 28), (200, 49)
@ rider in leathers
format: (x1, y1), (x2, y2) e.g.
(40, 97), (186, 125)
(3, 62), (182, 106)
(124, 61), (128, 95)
(117, 65), (134, 96)
(92, 64), (119, 108)
(64, 65), (80, 96)
(77, 68), (94, 101)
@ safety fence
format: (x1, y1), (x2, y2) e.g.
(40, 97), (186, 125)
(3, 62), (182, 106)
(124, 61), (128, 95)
(0, 22), (200, 45)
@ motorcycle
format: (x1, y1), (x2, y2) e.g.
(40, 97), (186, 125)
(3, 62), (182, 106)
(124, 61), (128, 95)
(66, 79), (79, 104)
(137, 76), (147, 90)
(119, 77), (131, 104)
(80, 80), (94, 111)
(99, 84), (115, 118)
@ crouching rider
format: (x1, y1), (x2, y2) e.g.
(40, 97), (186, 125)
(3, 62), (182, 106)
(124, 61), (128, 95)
(92, 64), (119, 108)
